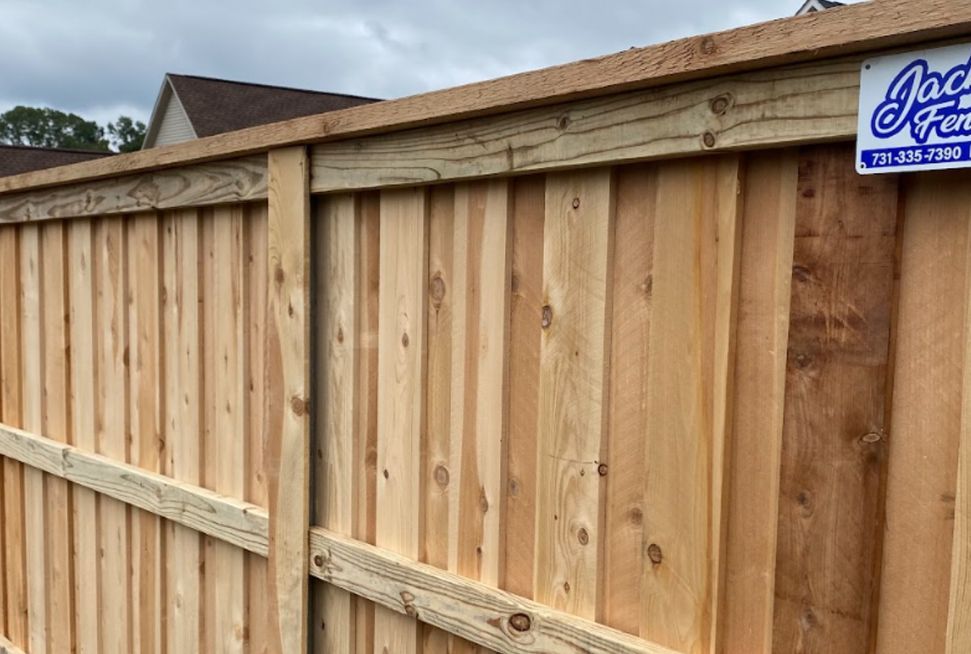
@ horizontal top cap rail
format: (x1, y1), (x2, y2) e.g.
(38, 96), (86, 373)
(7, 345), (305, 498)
(0, 0), (969, 195)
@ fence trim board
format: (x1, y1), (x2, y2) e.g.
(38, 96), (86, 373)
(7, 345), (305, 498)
(0, 635), (26, 654)
(0, 155), (266, 223)
(0, 0), (968, 195)
(308, 526), (679, 654)
(310, 58), (858, 193)
(0, 422), (270, 557)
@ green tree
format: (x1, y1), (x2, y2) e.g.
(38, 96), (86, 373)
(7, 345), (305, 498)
(0, 106), (110, 151)
(107, 115), (146, 152)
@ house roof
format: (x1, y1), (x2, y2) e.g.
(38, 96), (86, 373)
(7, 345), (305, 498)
(146, 74), (380, 145)
(796, 0), (845, 15)
(0, 144), (114, 178)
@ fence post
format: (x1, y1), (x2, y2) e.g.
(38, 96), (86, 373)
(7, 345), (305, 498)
(266, 146), (311, 654)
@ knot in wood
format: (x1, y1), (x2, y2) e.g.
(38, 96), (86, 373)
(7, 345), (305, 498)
(509, 613), (532, 633)
(577, 527), (589, 545)
(556, 114), (571, 131)
(291, 395), (308, 416)
(429, 273), (446, 307)
(702, 131), (717, 148)
(571, 197), (581, 210)
(597, 463), (608, 476)
(401, 332), (410, 348)
(699, 36), (717, 55)
(541, 305), (553, 329)
(647, 543), (663, 565)
(400, 591), (418, 617)
(709, 93), (733, 115)
(861, 431), (883, 444)
(313, 554), (325, 568)
(434, 464), (450, 488)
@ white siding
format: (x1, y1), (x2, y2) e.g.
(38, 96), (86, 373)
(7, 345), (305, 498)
(152, 92), (195, 147)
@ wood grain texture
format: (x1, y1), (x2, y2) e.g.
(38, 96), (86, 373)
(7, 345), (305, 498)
(128, 215), (163, 654)
(19, 225), (46, 654)
(203, 206), (247, 653)
(534, 169), (614, 619)
(773, 145), (898, 654)
(0, 155), (266, 223)
(640, 157), (742, 654)
(245, 203), (271, 654)
(876, 172), (970, 654)
(266, 146), (311, 654)
(39, 221), (74, 653)
(374, 187), (428, 654)
(313, 193), (360, 652)
(309, 527), (678, 654)
(717, 151), (797, 654)
(310, 59), (857, 193)
(948, 203), (971, 653)
(0, 635), (26, 654)
(0, 422), (270, 556)
(162, 208), (204, 652)
(0, 227), (28, 647)
(67, 219), (99, 654)
(1, 0), (968, 194)
(502, 176), (545, 602)
(602, 164), (656, 636)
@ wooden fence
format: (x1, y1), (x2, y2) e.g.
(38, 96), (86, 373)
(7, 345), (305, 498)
(0, 1), (971, 653)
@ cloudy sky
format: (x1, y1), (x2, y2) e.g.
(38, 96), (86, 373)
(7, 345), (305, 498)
(0, 0), (862, 128)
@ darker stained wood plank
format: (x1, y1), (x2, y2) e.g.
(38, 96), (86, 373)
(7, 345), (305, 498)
(772, 143), (899, 654)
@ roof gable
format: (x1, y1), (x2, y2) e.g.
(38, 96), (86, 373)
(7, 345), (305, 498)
(142, 78), (196, 148)
(796, 0), (844, 15)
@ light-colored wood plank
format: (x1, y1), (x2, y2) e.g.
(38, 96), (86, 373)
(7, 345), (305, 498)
(354, 193), (381, 654)
(0, 155), (267, 222)
(772, 145), (897, 654)
(717, 150), (797, 654)
(162, 208), (203, 652)
(127, 214), (163, 654)
(374, 187), (428, 654)
(20, 224), (46, 654)
(39, 221), (74, 653)
(948, 201), (971, 653)
(0, 421), (270, 556)
(309, 527), (679, 654)
(94, 217), (131, 654)
(0, 634), (26, 654)
(310, 59), (857, 193)
(67, 219), (99, 654)
(245, 203), (271, 654)
(0, 0), (968, 194)
(423, 184), (456, 653)
(0, 227), (28, 647)
(533, 169), (614, 619)
(503, 176), (544, 603)
(203, 205), (247, 653)
(603, 164), (657, 636)
(640, 157), (742, 654)
(877, 172), (971, 654)
(313, 193), (360, 652)
(266, 146), (311, 654)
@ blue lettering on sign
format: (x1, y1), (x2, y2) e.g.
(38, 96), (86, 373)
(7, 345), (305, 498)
(871, 56), (971, 144)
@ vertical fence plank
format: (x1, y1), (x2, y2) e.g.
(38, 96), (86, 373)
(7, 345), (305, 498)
(948, 211), (971, 652)
(640, 157), (742, 654)
(355, 193), (381, 654)
(246, 203), (270, 654)
(374, 187), (428, 654)
(603, 164), (657, 636)
(423, 185), (455, 654)
(68, 219), (99, 654)
(266, 147), (311, 654)
(533, 169), (614, 620)
(203, 206), (247, 653)
(0, 228), (27, 647)
(718, 151), (798, 654)
(162, 209), (203, 653)
(20, 225), (46, 654)
(40, 222), (74, 653)
(128, 214), (163, 654)
(773, 145), (897, 654)
(314, 193), (360, 652)
(503, 177), (544, 603)
(95, 217), (132, 654)
(877, 172), (971, 654)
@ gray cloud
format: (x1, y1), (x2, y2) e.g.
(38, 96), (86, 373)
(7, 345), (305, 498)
(0, 0), (861, 126)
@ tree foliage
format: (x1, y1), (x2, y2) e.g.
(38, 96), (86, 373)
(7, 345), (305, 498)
(0, 105), (147, 153)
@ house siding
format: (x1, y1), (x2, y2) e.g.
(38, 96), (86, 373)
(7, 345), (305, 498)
(153, 91), (196, 147)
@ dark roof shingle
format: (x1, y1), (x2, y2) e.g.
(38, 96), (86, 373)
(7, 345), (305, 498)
(167, 74), (380, 138)
(0, 144), (114, 178)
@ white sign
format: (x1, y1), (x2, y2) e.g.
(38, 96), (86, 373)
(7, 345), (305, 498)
(858, 43), (971, 174)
